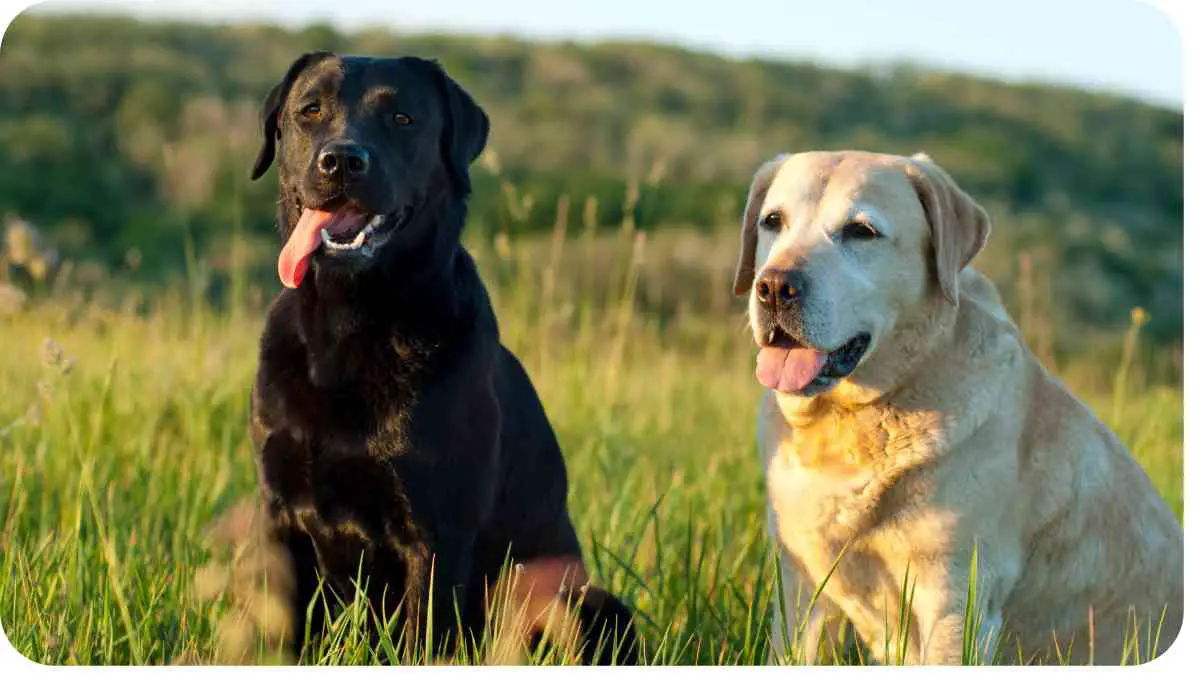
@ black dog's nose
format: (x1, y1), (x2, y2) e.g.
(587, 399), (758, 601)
(755, 268), (804, 307)
(317, 140), (370, 179)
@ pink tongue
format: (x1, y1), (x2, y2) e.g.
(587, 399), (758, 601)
(277, 208), (366, 288)
(756, 347), (828, 393)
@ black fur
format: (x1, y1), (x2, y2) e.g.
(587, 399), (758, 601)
(247, 53), (637, 663)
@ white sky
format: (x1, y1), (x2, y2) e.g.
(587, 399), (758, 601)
(11, 0), (1187, 107)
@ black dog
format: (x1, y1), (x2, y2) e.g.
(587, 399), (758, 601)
(246, 52), (637, 664)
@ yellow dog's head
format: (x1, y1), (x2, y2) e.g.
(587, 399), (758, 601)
(734, 150), (990, 399)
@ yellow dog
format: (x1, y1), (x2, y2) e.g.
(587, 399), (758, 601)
(735, 150), (1181, 664)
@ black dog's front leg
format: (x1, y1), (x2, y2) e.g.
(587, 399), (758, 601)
(394, 458), (488, 653)
(278, 525), (323, 660)
(399, 371), (502, 654)
(254, 412), (325, 660)
(418, 527), (481, 652)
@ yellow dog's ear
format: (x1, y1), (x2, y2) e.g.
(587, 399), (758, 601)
(733, 154), (789, 295)
(905, 153), (991, 304)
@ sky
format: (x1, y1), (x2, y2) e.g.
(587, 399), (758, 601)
(18, 0), (1186, 107)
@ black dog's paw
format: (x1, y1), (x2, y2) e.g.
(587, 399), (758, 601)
(186, 497), (298, 665)
(513, 585), (640, 666)
(484, 569), (639, 666)
(563, 585), (640, 665)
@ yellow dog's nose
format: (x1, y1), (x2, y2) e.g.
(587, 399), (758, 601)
(755, 267), (804, 308)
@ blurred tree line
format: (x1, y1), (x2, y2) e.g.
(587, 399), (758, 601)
(0, 13), (1182, 344)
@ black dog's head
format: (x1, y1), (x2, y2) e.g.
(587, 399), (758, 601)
(252, 53), (489, 288)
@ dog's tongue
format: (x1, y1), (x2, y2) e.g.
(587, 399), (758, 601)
(756, 346), (828, 393)
(277, 207), (367, 288)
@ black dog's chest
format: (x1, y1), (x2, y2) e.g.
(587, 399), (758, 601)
(255, 333), (432, 583)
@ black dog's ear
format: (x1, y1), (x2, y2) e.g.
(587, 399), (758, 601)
(251, 51), (334, 181)
(425, 60), (490, 195)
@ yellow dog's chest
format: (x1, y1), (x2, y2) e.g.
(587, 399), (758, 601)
(765, 403), (948, 529)
(764, 414), (896, 533)
(765, 422), (950, 653)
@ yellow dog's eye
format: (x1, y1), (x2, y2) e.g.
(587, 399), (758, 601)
(761, 211), (784, 231)
(842, 221), (880, 241)
(394, 112), (413, 126)
(301, 103), (322, 120)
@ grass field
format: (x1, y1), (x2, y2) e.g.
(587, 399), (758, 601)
(0, 223), (1183, 665)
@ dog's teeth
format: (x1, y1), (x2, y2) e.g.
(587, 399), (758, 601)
(318, 226), (369, 250)
(769, 328), (777, 344)
(367, 214), (384, 231)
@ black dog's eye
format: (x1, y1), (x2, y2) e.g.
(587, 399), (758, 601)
(760, 211), (784, 231)
(394, 112), (414, 126)
(301, 103), (322, 120)
(841, 221), (880, 241)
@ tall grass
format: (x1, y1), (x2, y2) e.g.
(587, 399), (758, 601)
(0, 187), (1182, 664)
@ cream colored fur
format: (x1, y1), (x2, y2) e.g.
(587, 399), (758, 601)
(738, 150), (1182, 665)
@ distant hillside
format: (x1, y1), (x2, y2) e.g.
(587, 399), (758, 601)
(0, 13), (1182, 343)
